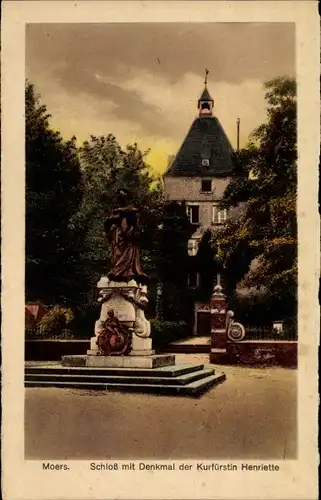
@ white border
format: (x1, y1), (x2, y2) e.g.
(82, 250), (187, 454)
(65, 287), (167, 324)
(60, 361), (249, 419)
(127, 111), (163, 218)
(1, 2), (320, 499)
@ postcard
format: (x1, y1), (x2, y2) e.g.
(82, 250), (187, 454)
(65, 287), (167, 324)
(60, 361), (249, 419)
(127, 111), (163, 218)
(1, 1), (319, 499)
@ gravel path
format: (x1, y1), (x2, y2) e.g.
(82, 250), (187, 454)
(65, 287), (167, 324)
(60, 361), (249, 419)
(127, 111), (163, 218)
(25, 354), (297, 460)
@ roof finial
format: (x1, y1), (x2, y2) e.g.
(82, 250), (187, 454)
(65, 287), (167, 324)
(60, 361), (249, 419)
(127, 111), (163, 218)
(204, 68), (209, 86)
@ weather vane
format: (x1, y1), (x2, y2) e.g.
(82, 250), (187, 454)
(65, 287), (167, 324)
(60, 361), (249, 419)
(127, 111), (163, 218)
(204, 68), (209, 86)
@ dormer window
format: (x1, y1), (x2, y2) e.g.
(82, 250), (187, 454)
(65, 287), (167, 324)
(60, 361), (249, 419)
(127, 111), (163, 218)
(201, 179), (212, 192)
(201, 134), (210, 165)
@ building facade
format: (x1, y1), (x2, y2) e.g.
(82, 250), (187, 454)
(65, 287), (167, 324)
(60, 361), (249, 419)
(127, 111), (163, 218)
(163, 76), (239, 335)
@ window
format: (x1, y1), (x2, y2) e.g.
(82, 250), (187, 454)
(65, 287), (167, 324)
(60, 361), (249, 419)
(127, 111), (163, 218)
(213, 204), (228, 224)
(201, 159), (210, 167)
(187, 205), (200, 225)
(188, 239), (199, 256)
(201, 179), (212, 192)
(213, 272), (226, 289)
(188, 273), (200, 288)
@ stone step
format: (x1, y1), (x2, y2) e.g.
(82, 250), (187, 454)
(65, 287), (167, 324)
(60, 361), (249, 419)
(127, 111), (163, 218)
(25, 367), (214, 386)
(186, 372), (226, 396)
(24, 373), (226, 396)
(25, 363), (205, 378)
(61, 354), (175, 369)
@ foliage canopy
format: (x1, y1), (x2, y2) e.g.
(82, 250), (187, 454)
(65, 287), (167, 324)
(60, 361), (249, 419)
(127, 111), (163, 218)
(212, 77), (297, 317)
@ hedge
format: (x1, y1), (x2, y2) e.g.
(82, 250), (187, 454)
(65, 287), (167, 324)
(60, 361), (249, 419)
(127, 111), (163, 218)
(150, 320), (189, 349)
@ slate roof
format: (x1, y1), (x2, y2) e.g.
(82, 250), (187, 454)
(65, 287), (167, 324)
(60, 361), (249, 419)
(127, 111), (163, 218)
(165, 116), (235, 177)
(198, 87), (213, 103)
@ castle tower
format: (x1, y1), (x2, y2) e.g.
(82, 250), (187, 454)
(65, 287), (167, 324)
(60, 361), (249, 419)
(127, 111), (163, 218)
(163, 70), (237, 336)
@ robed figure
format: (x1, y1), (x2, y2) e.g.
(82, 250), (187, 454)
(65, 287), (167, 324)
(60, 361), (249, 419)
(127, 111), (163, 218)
(104, 191), (148, 284)
(96, 309), (132, 356)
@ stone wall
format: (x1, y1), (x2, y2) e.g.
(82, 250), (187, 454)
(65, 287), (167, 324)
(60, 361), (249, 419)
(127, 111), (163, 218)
(164, 176), (231, 202)
(26, 339), (298, 368)
(25, 340), (89, 361)
(210, 340), (298, 368)
(164, 176), (244, 228)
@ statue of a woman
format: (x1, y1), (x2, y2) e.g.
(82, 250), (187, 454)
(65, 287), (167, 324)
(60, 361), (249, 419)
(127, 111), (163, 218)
(104, 189), (148, 284)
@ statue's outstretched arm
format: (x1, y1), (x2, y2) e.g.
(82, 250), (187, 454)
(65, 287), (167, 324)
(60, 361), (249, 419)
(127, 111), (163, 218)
(104, 214), (119, 234)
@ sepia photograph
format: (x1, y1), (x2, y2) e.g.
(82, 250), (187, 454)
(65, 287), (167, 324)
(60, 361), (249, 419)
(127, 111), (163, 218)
(1, 2), (319, 500)
(24, 21), (298, 460)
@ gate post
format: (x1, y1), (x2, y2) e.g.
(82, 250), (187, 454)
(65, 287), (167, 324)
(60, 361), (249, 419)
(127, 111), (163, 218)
(210, 285), (227, 350)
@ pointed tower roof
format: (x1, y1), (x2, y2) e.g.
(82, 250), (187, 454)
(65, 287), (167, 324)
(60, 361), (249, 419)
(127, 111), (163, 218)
(165, 70), (234, 178)
(199, 86), (213, 103)
(198, 68), (214, 107)
(165, 117), (234, 177)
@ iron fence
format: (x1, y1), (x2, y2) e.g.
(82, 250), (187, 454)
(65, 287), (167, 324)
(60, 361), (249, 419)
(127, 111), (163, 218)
(26, 323), (298, 341)
(243, 325), (297, 341)
(25, 326), (75, 340)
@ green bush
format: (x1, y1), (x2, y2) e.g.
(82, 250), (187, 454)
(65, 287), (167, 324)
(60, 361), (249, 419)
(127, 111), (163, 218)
(150, 320), (189, 348)
(37, 306), (75, 339)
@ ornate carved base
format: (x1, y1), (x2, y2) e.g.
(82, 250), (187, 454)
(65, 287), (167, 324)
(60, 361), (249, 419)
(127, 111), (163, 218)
(89, 277), (153, 357)
(96, 314), (132, 356)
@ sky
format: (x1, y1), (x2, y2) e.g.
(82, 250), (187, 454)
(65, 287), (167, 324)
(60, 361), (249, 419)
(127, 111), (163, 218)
(26, 23), (295, 175)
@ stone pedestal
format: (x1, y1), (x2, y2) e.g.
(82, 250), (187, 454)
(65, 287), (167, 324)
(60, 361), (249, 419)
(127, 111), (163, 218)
(57, 276), (227, 394)
(88, 276), (155, 358)
(130, 336), (154, 356)
(85, 354), (174, 369)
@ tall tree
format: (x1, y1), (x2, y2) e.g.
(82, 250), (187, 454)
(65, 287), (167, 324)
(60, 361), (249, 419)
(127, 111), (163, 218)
(212, 77), (297, 319)
(73, 135), (164, 305)
(74, 135), (194, 321)
(25, 82), (83, 305)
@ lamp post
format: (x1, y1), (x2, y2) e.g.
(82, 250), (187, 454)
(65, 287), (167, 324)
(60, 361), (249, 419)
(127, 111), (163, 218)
(237, 117), (240, 152)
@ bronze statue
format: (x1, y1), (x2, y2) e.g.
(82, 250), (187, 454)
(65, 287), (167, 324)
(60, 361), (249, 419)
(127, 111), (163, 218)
(96, 309), (132, 356)
(104, 189), (148, 284)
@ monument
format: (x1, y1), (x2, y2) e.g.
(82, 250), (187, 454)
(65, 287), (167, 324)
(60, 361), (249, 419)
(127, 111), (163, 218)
(51, 189), (226, 395)
(85, 188), (174, 368)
